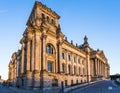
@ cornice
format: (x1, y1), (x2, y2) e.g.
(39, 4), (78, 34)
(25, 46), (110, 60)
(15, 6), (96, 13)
(63, 40), (86, 55)
(36, 1), (60, 19)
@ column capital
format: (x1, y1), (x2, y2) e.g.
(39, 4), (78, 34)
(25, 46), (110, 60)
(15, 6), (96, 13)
(41, 34), (47, 39)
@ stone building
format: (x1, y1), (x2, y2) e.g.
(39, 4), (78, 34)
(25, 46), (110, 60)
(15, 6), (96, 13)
(8, 1), (110, 89)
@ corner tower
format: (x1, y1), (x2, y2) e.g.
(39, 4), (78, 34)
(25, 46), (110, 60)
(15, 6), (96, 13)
(20, 1), (64, 88)
(27, 1), (60, 30)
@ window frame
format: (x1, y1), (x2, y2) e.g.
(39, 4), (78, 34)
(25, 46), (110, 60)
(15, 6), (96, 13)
(48, 62), (53, 72)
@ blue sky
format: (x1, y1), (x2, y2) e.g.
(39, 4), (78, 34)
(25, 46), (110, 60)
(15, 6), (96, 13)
(0, 0), (120, 80)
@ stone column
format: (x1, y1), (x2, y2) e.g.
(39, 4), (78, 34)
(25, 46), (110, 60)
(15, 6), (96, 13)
(42, 34), (47, 71)
(76, 56), (78, 75)
(34, 31), (41, 72)
(94, 59), (97, 76)
(58, 42), (62, 73)
(71, 53), (74, 75)
(32, 36), (35, 71)
(86, 53), (91, 82)
(98, 61), (100, 75)
(26, 39), (30, 72)
(100, 61), (102, 76)
(102, 62), (104, 76)
(97, 59), (99, 76)
(101, 61), (103, 75)
(21, 42), (25, 74)
(100, 61), (101, 75)
(104, 63), (105, 77)
(99, 60), (101, 75)
(65, 51), (68, 74)
(55, 48), (58, 73)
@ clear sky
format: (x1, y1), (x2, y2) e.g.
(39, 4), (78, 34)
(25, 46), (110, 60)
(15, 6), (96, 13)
(0, 0), (120, 80)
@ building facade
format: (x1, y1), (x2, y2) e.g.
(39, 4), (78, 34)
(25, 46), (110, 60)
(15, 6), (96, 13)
(8, 1), (110, 89)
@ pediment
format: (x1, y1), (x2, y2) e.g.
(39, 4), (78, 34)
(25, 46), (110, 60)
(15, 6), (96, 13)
(97, 50), (107, 61)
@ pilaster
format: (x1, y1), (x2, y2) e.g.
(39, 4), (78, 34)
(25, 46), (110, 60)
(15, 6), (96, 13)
(95, 58), (97, 76)
(58, 42), (63, 73)
(42, 32), (47, 71)
(34, 28), (41, 72)
(65, 52), (68, 74)
(26, 39), (30, 72)
(21, 42), (25, 74)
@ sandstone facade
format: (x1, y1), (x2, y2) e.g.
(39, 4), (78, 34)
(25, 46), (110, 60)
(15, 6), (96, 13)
(8, 1), (110, 89)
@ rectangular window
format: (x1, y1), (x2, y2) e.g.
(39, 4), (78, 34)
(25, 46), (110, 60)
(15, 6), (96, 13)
(82, 60), (84, 65)
(74, 66), (76, 75)
(78, 58), (80, 63)
(74, 56), (76, 62)
(68, 65), (70, 74)
(62, 64), (65, 73)
(79, 67), (81, 75)
(65, 80), (67, 86)
(62, 53), (64, 59)
(71, 80), (73, 86)
(83, 68), (85, 75)
(68, 55), (71, 61)
(48, 62), (52, 72)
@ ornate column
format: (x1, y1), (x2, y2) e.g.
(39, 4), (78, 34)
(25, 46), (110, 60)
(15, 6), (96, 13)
(65, 51), (68, 74)
(34, 30), (41, 72)
(101, 61), (102, 76)
(101, 62), (102, 76)
(32, 36), (35, 71)
(97, 59), (99, 76)
(94, 59), (97, 76)
(21, 41), (25, 74)
(42, 32), (47, 71)
(76, 56), (79, 75)
(26, 39), (30, 72)
(99, 60), (100, 75)
(55, 48), (58, 73)
(102, 62), (104, 76)
(58, 42), (62, 73)
(71, 53), (74, 75)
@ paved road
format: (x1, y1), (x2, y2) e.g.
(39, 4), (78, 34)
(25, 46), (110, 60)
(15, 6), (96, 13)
(0, 80), (120, 93)
(69, 80), (120, 93)
(0, 86), (41, 93)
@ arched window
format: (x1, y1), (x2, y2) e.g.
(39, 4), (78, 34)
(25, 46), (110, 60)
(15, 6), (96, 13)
(47, 16), (50, 22)
(47, 44), (54, 54)
(51, 19), (55, 24)
(41, 13), (45, 20)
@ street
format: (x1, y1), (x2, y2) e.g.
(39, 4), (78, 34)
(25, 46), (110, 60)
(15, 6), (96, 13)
(69, 80), (120, 93)
(0, 86), (41, 93)
(0, 80), (120, 93)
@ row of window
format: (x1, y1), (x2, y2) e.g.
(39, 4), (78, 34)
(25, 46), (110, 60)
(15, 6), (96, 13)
(64, 79), (87, 86)
(62, 64), (86, 75)
(41, 13), (55, 25)
(46, 45), (85, 64)
(47, 61), (86, 75)
(47, 45), (85, 64)
(62, 53), (85, 64)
